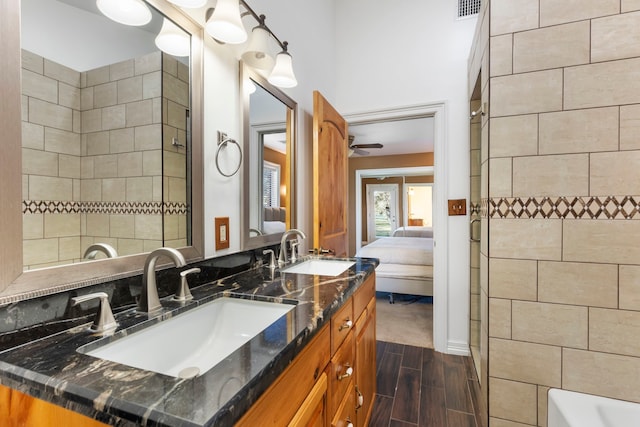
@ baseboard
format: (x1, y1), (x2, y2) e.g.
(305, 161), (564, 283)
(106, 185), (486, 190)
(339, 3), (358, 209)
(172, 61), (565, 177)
(447, 340), (470, 356)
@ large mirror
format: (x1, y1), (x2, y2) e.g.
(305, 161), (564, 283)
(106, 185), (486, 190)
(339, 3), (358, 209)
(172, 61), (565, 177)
(241, 66), (296, 249)
(0, 0), (203, 297)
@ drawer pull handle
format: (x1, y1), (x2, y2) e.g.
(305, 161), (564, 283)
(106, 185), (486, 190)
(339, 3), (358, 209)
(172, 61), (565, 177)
(338, 365), (353, 380)
(355, 386), (364, 409)
(339, 319), (353, 331)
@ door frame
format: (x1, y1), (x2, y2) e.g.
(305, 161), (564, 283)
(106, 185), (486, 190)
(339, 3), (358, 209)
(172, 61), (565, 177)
(346, 100), (450, 353)
(365, 183), (399, 242)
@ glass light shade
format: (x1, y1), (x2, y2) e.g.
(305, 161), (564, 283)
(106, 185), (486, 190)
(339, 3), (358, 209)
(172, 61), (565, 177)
(96, 0), (152, 26)
(241, 25), (274, 71)
(205, 0), (247, 44)
(155, 18), (190, 57)
(166, 0), (207, 7)
(268, 51), (297, 88)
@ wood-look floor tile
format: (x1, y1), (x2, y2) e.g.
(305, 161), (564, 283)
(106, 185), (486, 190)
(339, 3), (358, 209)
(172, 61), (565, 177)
(390, 419), (418, 427)
(386, 342), (405, 354)
(446, 409), (477, 427)
(443, 355), (474, 413)
(402, 345), (423, 370)
(391, 367), (421, 424)
(370, 394), (394, 427)
(468, 379), (486, 427)
(377, 350), (403, 397)
(419, 385), (446, 427)
(422, 349), (444, 388)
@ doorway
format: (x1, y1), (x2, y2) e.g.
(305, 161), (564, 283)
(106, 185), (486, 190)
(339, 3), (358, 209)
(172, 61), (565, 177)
(366, 184), (399, 242)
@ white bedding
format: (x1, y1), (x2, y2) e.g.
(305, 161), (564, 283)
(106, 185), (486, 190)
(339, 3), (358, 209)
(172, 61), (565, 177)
(356, 237), (433, 266)
(375, 263), (433, 279)
(392, 226), (433, 238)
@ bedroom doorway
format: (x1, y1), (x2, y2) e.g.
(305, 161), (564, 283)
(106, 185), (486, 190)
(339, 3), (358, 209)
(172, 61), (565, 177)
(366, 184), (399, 242)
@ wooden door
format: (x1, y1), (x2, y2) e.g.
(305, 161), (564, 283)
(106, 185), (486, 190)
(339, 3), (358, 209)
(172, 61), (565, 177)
(312, 91), (349, 256)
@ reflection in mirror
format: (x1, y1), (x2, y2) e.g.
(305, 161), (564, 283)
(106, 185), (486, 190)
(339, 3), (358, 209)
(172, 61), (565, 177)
(242, 66), (296, 249)
(20, 0), (191, 270)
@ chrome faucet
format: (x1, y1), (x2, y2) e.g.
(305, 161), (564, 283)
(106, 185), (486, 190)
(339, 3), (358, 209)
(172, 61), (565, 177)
(138, 247), (186, 314)
(278, 229), (306, 266)
(83, 243), (118, 260)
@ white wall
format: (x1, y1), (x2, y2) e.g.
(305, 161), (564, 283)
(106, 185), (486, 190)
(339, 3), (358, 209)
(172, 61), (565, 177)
(333, 0), (477, 352)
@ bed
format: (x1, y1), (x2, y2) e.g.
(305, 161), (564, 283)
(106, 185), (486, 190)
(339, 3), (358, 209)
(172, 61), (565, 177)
(355, 227), (433, 301)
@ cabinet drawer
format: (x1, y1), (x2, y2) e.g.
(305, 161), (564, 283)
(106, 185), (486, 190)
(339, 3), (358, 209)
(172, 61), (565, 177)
(331, 298), (354, 355)
(329, 330), (354, 417)
(331, 381), (356, 427)
(353, 274), (375, 322)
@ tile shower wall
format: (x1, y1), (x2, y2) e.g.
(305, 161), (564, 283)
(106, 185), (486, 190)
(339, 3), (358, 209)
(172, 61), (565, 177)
(472, 1), (640, 426)
(22, 51), (188, 269)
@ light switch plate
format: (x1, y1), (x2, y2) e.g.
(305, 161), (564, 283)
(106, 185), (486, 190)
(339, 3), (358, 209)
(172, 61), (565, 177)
(448, 199), (467, 216)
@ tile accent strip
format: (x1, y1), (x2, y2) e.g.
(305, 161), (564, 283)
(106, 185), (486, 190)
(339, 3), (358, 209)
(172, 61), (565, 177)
(487, 196), (640, 220)
(23, 200), (189, 215)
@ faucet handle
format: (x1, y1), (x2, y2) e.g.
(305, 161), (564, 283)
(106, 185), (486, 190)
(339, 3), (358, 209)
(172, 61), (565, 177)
(290, 240), (299, 263)
(263, 249), (276, 269)
(71, 292), (117, 335)
(174, 267), (200, 302)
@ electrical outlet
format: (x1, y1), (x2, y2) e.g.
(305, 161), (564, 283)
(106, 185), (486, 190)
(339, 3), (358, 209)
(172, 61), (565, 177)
(448, 199), (467, 216)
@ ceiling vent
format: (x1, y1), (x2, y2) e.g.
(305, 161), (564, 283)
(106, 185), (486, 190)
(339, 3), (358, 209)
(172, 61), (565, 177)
(458, 0), (481, 18)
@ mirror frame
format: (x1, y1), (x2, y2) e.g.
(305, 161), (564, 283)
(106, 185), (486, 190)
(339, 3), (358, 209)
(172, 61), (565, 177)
(240, 65), (297, 250)
(0, 0), (204, 302)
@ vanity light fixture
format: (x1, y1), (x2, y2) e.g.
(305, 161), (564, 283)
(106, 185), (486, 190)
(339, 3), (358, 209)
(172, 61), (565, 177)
(96, 0), (152, 26)
(240, 15), (275, 71)
(205, 0), (247, 44)
(166, 0), (207, 7)
(268, 42), (297, 88)
(155, 18), (191, 57)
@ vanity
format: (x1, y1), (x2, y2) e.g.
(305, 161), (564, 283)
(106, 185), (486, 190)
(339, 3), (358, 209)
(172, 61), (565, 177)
(0, 255), (378, 426)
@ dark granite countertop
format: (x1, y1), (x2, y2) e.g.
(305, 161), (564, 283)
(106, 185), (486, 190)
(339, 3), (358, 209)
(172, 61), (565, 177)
(0, 255), (378, 426)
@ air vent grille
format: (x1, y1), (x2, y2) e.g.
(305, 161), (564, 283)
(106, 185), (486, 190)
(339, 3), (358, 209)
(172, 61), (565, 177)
(458, 0), (481, 18)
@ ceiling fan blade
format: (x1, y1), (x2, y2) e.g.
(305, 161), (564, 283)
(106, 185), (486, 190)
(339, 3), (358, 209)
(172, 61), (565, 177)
(352, 148), (370, 156)
(350, 143), (383, 149)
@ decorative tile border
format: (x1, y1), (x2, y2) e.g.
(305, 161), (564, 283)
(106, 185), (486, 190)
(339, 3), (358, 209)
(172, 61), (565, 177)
(23, 200), (189, 215)
(486, 196), (640, 220)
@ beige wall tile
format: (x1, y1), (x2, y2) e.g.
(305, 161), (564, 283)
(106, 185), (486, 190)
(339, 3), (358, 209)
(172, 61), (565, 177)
(563, 348), (640, 402)
(58, 83), (80, 110)
(512, 301), (588, 348)
(85, 213), (110, 237)
(470, 148), (480, 177)
(489, 258), (537, 300)
(94, 155), (118, 179)
(152, 176), (163, 202)
(23, 214), (43, 239)
(126, 100), (153, 127)
(565, 58), (640, 109)
(81, 109), (102, 133)
(102, 178), (126, 202)
(164, 151), (186, 178)
(102, 105), (126, 130)
(153, 98), (162, 124)
(538, 386), (550, 427)
(86, 131), (109, 156)
(44, 213), (80, 238)
(126, 177), (154, 202)
(489, 157), (512, 197)
(592, 12), (640, 62)
(135, 215), (162, 240)
(490, 34), (513, 77)
(143, 71), (162, 100)
(166, 101), (187, 130)
(514, 21), (590, 73)
(118, 152), (143, 177)
(73, 110), (81, 134)
(44, 59), (80, 87)
(590, 308), (640, 357)
(93, 82), (117, 108)
(491, 219), (562, 260)
(163, 54), (178, 77)
(163, 73), (189, 107)
(23, 239), (59, 266)
(623, 0), (640, 12)
(59, 154), (80, 179)
(490, 338), (561, 387)
(539, 107), (619, 155)
(178, 62), (189, 83)
(489, 298), (511, 339)
(29, 176), (73, 201)
(591, 151), (640, 196)
(29, 98), (73, 131)
(110, 59), (134, 81)
(80, 179), (102, 201)
(491, 70), (563, 117)
(22, 148), (58, 177)
(118, 76), (143, 104)
(118, 238), (144, 256)
(538, 261), (618, 308)
(620, 265), (640, 311)
(143, 150), (162, 177)
(489, 377), (538, 425)
(85, 65), (110, 87)
(45, 127), (81, 156)
(167, 177), (186, 203)
(109, 128), (134, 154)
(135, 51), (161, 75)
(143, 240), (163, 252)
(164, 215), (179, 241)
(81, 87), (94, 111)
(490, 0), (539, 36)
(22, 49), (43, 74)
(564, 220), (640, 264)
(110, 215), (135, 239)
(81, 157), (94, 179)
(135, 124), (161, 151)
(489, 418), (532, 427)
(22, 122), (44, 150)
(621, 104), (640, 150)
(513, 154), (589, 197)
(22, 69), (57, 103)
(490, 115), (538, 158)
(540, 0), (620, 27)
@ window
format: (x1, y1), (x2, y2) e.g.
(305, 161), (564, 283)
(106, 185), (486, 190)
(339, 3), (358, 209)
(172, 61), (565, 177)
(263, 161), (280, 207)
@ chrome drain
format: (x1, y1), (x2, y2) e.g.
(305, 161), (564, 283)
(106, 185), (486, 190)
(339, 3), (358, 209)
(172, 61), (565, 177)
(178, 366), (200, 379)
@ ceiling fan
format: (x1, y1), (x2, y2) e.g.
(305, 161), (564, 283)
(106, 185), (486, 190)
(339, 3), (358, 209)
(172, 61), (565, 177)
(348, 135), (383, 156)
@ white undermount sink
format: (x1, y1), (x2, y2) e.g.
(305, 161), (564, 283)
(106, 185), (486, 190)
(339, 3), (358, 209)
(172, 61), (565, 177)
(548, 388), (640, 427)
(78, 297), (295, 378)
(281, 259), (355, 276)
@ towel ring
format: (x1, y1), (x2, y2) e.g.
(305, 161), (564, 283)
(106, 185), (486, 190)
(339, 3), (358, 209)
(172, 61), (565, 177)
(215, 137), (243, 177)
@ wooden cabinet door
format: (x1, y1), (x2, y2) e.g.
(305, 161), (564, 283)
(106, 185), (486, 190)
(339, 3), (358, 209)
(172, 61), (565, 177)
(312, 91), (349, 256)
(355, 298), (377, 427)
(288, 373), (327, 427)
